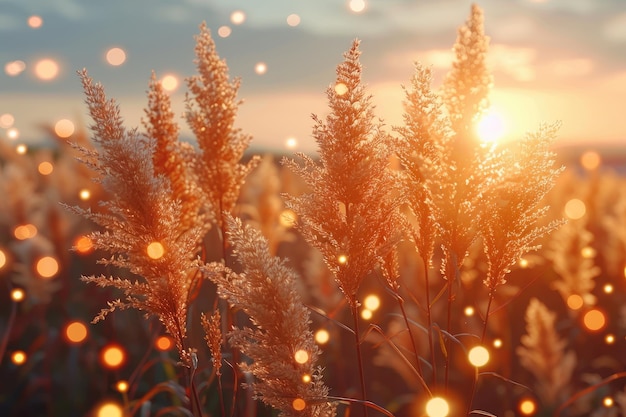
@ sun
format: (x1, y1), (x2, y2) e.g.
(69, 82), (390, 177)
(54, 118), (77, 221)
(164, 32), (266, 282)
(476, 108), (507, 144)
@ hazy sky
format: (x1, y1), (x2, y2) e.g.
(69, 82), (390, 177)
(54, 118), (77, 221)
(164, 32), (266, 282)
(1, 0), (626, 153)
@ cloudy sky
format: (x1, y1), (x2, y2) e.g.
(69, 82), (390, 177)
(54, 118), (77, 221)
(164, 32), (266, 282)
(1, 0), (625, 153)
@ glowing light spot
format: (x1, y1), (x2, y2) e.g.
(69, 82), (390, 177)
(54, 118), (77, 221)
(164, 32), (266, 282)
(5, 60), (26, 76)
(16, 144), (27, 155)
(518, 258), (529, 268)
(334, 82), (348, 96)
(231, 10), (246, 25)
(302, 374), (311, 383)
(54, 119), (75, 138)
(566, 294), (584, 310)
(493, 338), (503, 348)
(116, 380), (129, 393)
(74, 236), (94, 254)
(96, 402), (123, 417)
(337, 254), (348, 264)
(583, 308), (606, 332)
(0, 249), (6, 269)
(464, 306), (475, 316)
(279, 209), (297, 228)
(38, 161), (54, 175)
(65, 321), (88, 344)
(0, 113), (14, 128)
(11, 351), (27, 365)
(476, 109), (506, 144)
(349, 0), (366, 13)
(79, 189), (91, 200)
(603, 396), (614, 407)
(161, 74), (179, 92)
(286, 137), (298, 148)
(28, 15), (43, 28)
(364, 294), (380, 311)
(255, 62), (267, 75)
(292, 398), (306, 411)
(147, 241), (165, 259)
(36, 256), (59, 279)
(106, 47), (126, 66)
(315, 329), (330, 344)
(14, 224), (37, 240)
(519, 398), (536, 415)
(603, 284), (613, 294)
(34, 58), (59, 81)
(7, 128), (19, 140)
(361, 309), (373, 320)
(11, 288), (25, 302)
(294, 349), (309, 364)
(155, 335), (173, 351)
(217, 26), (231, 37)
(564, 198), (586, 220)
(101, 345), (126, 369)
(287, 14), (301, 26)
(580, 151), (601, 171)
(425, 396), (450, 417)
(581, 246), (595, 258)
(468, 345), (490, 367)
(605, 334), (615, 344)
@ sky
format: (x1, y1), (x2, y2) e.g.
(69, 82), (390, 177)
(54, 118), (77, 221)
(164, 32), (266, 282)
(1, 0), (626, 154)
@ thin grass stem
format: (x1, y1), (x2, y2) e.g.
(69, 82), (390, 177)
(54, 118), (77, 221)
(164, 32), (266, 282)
(351, 303), (369, 417)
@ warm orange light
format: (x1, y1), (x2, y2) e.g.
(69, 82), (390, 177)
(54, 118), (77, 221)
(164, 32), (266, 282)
(315, 329), (330, 344)
(147, 241), (165, 259)
(287, 14), (301, 27)
(16, 144), (27, 154)
(14, 224), (37, 240)
(425, 396), (450, 417)
(302, 374), (311, 383)
(334, 82), (348, 96)
(566, 294), (584, 310)
(337, 254), (348, 264)
(116, 380), (129, 393)
(5, 60), (26, 76)
(468, 346), (490, 367)
(7, 128), (19, 140)
(580, 151), (601, 171)
(518, 258), (529, 268)
(603, 284), (614, 294)
(605, 334), (615, 345)
(603, 396), (614, 407)
(65, 321), (88, 344)
(564, 199), (586, 220)
(230, 10), (246, 25)
(0, 249), (6, 269)
(294, 349), (309, 364)
(580, 246), (595, 258)
(279, 209), (297, 228)
(79, 189), (91, 200)
(476, 108), (506, 144)
(96, 402), (123, 417)
(106, 47), (127, 66)
(54, 119), (75, 138)
(155, 335), (173, 351)
(364, 294), (380, 311)
(34, 58), (59, 81)
(38, 161), (54, 175)
(361, 309), (373, 320)
(519, 398), (536, 415)
(493, 338), (503, 348)
(583, 309), (606, 332)
(255, 62), (267, 75)
(74, 236), (94, 254)
(217, 26), (231, 38)
(11, 351), (27, 365)
(28, 15), (43, 28)
(464, 306), (475, 316)
(292, 398), (306, 411)
(349, 0), (367, 13)
(36, 256), (59, 278)
(11, 288), (25, 302)
(161, 74), (179, 92)
(285, 137), (298, 148)
(0, 113), (14, 128)
(101, 345), (126, 369)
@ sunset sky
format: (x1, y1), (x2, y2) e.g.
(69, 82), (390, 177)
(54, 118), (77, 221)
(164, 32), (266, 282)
(1, 0), (625, 153)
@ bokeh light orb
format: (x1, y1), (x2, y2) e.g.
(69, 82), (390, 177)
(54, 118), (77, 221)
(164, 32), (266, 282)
(16, 144), (27, 154)
(11, 351), (27, 365)
(335, 82), (348, 96)
(580, 151), (601, 171)
(292, 398), (306, 411)
(7, 128), (19, 140)
(566, 294), (584, 310)
(468, 346), (490, 367)
(0, 113), (15, 128)
(74, 236), (94, 255)
(564, 198), (586, 220)
(160, 74), (179, 92)
(11, 288), (25, 302)
(0, 249), (7, 269)
(294, 349), (309, 364)
(425, 396), (450, 417)
(96, 402), (123, 417)
(285, 137), (297, 148)
(38, 161), (54, 175)
(583, 308), (606, 332)
(315, 329), (330, 344)
(28, 15), (43, 28)
(36, 256), (59, 278)
(65, 321), (88, 344)
(349, 0), (367, 13)
(361, 308), (373, 320)
(101, 345), (126, 369)
(287, 14), (301, 26)
(5, 60), (26, 76)
(147, 241), (165, 259)
(217, 26), (231, 38)
(231, 10), (246, 25)
(34, 58), (59, 81)
(54, 119), (75, 138)
(255, 62), (267, 75)
(106, 47), (127, 66)
(14, 224), (37, 240)
(519, 398), (537, 415)
(155, 335), (173, 351)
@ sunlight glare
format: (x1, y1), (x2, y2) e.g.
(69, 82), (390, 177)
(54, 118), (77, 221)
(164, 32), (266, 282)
(161, 74), (179, 92)
(476, 109), (506, 144)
